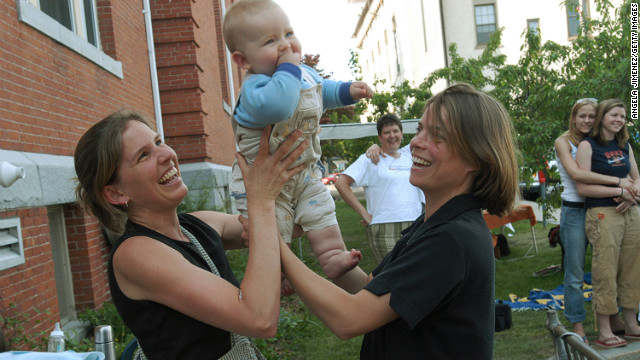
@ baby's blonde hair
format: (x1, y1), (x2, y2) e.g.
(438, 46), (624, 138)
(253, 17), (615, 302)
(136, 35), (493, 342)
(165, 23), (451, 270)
(223, 0), (281, 52)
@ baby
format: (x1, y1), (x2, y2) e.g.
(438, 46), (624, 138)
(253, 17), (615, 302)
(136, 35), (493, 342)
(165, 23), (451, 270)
(223, 0), (372, 293)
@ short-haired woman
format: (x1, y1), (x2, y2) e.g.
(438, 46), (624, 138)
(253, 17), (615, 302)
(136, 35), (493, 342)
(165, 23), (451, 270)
(278, 84), (519, 359)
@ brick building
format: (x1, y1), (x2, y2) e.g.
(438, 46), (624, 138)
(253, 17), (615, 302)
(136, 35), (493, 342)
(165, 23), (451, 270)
(0, 0), (239, 344)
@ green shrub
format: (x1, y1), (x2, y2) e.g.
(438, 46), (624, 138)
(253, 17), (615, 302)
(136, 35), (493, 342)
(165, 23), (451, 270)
(66, 302), (134, 358)
(0, 303), (49, 351)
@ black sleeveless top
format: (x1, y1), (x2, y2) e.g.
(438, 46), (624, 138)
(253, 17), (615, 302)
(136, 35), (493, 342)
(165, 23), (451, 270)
(108, 213), (240, 359)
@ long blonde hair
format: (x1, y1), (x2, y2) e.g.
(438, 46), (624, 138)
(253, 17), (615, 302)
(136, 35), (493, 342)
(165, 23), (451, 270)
(561, 98), (598, 146)
(424, 84), (519, 216)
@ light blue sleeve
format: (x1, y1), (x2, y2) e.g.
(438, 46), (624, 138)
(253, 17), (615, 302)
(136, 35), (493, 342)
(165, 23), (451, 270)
(234, 64), (302, 128)
(299, 65), (355, 111)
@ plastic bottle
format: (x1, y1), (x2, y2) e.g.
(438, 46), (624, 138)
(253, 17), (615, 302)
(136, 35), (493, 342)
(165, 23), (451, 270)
(47, 322), (65, 352)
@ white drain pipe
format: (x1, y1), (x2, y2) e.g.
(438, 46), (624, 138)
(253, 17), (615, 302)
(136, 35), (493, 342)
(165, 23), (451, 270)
(142, 0), (164, 140)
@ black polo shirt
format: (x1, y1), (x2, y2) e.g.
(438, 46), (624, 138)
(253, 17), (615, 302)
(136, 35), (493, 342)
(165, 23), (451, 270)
(361, 193), (495, 359)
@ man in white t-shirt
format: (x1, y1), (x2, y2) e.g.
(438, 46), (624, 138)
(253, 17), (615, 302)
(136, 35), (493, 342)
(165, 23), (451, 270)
(335, 113), (425, 263)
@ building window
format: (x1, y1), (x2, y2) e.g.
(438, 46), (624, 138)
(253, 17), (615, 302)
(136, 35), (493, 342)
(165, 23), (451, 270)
(16, 0), (122, 77)
(474, 4), (496, 45)
(567, 0), (588, 37)
(29, 0), (99, 46)
(527, 19), (539, 36)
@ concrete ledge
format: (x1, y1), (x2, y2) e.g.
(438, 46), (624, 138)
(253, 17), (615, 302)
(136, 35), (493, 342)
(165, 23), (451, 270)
(0, 150), (75, 210)
(179, 162), (233, 213)
(596, 339), (640, 359)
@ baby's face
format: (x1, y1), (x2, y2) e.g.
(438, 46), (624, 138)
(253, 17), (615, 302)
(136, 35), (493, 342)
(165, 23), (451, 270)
(237, 6), (301, 76)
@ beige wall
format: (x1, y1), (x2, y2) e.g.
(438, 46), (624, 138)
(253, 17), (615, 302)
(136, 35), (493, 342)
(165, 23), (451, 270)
(353, 0), (620, 97)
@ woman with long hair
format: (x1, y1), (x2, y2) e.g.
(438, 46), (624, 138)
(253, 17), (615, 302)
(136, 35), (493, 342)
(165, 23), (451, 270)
(554, 98), (635, 343)
(575, 99), (640, 349)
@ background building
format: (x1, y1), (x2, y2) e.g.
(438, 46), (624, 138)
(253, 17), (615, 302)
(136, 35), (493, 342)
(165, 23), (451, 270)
(353, 0), (607, 93)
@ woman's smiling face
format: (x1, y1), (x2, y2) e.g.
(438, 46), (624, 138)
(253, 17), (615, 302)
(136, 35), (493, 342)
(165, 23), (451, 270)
(600, 105), (626, 139)
(574, 104), (596, 135)
(409, 106), (476, 199)
(112, 121), (188, 210)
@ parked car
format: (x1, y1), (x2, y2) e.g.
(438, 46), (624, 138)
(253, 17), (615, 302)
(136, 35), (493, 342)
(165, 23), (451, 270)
(322, 173), (341, 185)
(520, 160), (558, 201)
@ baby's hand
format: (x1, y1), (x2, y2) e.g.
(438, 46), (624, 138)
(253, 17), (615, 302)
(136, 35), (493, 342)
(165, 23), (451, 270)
(350, 81), (373, 101)
(278, 51), (301, 67)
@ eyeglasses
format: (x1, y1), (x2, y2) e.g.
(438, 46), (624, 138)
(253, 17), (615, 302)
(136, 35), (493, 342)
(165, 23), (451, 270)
(576, 98), (597, 104)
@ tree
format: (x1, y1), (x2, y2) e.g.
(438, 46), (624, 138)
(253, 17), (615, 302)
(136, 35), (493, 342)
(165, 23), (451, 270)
(352, 0), (635, 215)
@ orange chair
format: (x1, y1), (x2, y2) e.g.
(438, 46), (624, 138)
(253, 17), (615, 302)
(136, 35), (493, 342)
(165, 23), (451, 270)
(483, 205), (538, 257)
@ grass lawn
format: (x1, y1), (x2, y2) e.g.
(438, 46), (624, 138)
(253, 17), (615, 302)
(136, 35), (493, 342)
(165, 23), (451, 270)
(228, 200), (592, 359)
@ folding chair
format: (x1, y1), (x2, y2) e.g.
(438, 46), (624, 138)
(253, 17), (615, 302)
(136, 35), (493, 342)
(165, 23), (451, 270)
(483, 204), (538, 257)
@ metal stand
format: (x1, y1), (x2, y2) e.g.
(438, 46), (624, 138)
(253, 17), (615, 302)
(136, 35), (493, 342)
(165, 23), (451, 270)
(545, 310), (606, 360)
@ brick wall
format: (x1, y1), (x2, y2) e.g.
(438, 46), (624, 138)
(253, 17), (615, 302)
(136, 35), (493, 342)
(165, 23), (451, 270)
(0, 0), (155, 156)
(153, 0), (238, 165)
(64, 205), (111, 312)
(0, 208), (60, 342)
(0, 0), (241, 346)
(0, 0), (157, 346)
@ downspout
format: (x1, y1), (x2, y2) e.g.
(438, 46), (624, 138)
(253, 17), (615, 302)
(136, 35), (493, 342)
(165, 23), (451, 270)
(142, 0), (164, 140)
(439, 0), (450, 87)
(220, 0), (235, 110)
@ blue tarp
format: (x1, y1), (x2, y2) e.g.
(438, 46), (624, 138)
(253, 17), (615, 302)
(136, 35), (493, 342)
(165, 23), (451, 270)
(499, 273), (592, 311)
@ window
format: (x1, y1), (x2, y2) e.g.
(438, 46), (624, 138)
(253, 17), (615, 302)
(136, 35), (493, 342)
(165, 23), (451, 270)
(475, 4), (496, 45)
(16, 0), (122, 78)
(527, 19), (539, 36)
(567, 0), (588, 37)
(28, 0), (99, 46)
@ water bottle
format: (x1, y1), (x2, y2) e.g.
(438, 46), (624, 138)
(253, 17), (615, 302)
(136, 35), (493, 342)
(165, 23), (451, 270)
(94, 325), (116, 360)
(47, 322), (65, 352)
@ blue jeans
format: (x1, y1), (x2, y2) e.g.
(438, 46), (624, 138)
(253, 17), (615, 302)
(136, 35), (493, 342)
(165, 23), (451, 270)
(559, 205), (588, 324)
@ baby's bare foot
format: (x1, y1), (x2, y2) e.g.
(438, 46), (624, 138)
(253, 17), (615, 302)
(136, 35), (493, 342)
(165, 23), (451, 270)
(323, 249), (362, 279)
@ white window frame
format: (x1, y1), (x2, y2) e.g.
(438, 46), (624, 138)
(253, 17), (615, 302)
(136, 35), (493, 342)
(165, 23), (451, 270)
(527, 18), (540, 36)
(16, 0), (123, 78)
(567, 0), (588, 38)
(474, 3), (497, 46)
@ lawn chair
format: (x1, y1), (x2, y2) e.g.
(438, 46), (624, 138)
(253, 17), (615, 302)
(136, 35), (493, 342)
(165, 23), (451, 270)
(545, 310), (606, 360)
(121, 338), (147, 360)
(483, 204), (538, 257)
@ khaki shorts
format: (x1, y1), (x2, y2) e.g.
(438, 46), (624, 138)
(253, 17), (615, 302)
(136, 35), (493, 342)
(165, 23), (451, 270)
(585, 206), (640, 314)
(233, 165), (337, 244)
(367, 221), (413, 264)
